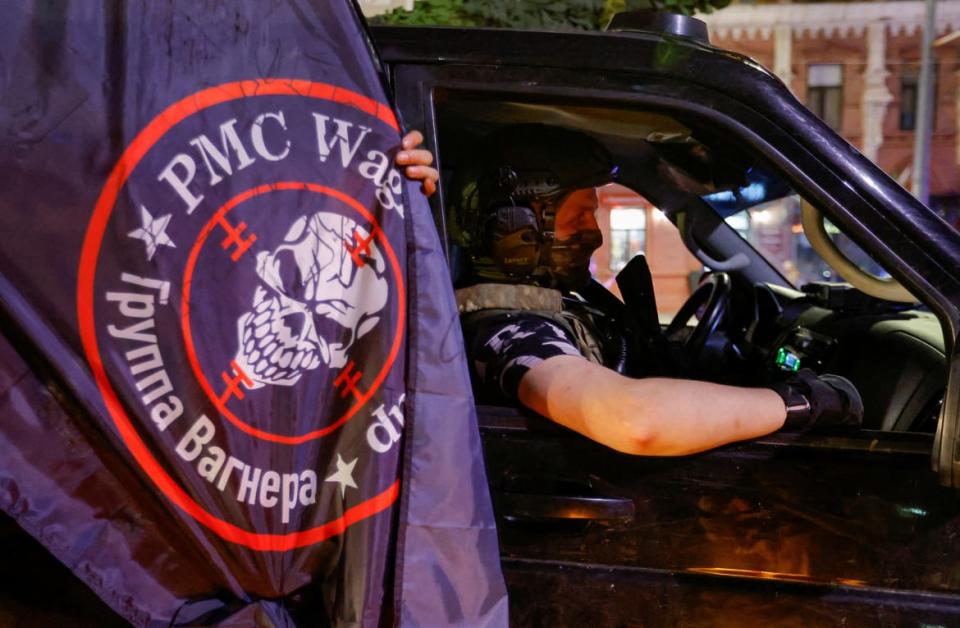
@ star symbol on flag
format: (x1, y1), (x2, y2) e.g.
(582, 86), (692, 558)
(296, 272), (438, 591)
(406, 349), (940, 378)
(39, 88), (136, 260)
(324, 454), (358, 498)
(128, 205), (175, 261)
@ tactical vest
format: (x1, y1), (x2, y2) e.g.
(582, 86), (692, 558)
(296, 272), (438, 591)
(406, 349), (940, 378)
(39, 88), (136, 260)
(455, 282), (605, 366)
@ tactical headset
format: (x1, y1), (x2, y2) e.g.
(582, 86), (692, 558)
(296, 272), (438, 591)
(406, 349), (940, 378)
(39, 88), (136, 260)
(482, 165), (563, 276)
(483, 165), (621, 281)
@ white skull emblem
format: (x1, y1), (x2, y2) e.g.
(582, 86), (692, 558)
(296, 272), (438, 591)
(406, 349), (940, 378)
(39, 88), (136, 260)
(233, 211), (389, 389)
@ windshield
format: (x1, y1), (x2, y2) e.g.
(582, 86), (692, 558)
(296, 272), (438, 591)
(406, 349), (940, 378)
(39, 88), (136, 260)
(703, 165), (890, 288)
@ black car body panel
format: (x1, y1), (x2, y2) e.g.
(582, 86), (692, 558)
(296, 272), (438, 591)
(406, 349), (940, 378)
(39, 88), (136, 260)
(480, 408), (960, 624)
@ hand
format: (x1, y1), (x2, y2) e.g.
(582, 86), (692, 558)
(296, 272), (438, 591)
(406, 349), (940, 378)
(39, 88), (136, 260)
(771, 369), (863, 431)
(396, 130), (438, 197)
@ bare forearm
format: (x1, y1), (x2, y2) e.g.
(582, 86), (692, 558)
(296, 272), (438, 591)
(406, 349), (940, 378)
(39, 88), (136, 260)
(518, 355), (787, 456)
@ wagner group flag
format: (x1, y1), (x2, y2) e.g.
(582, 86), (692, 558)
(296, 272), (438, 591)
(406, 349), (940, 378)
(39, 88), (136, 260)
(0, 1), (506, 625)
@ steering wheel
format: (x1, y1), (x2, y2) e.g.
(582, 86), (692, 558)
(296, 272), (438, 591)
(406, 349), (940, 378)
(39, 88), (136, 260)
(664, 272), (732, 357)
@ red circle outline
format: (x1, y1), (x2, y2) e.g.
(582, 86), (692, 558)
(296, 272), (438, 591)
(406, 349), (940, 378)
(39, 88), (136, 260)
(77, 79), (402, 551)
(181, 182), (405, 444)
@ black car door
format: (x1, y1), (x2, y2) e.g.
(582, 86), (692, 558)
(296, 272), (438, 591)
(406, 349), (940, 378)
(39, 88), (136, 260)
(377, 26), (960, 626)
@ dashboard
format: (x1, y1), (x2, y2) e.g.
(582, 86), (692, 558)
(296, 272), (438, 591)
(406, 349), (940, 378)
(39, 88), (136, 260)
(744, 282), (946, 433)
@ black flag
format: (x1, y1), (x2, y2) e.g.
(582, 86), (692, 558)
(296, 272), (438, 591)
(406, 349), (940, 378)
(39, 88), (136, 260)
(0, 1), (506, 624)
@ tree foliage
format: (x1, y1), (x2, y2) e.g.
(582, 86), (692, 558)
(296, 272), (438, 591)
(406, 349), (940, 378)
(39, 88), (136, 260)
(371, 0), (731, 29)
(370, 0), (481, 26)
(463, 0), (606, 30)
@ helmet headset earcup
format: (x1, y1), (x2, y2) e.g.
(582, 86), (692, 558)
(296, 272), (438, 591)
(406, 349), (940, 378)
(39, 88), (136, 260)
(490, 223), (541, 274)
(483, 205), (543, 276)
(480, 164), (543, 275)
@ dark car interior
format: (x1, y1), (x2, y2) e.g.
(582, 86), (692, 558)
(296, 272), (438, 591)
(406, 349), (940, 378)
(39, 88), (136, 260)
(433, 90), (947, 435)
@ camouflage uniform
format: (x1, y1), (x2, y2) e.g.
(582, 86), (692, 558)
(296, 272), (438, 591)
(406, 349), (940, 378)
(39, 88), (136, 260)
(456, 283), (604, 404)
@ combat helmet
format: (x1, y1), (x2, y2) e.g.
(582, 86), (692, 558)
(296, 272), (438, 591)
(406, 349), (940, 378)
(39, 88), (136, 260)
(448, 123), (618, 286)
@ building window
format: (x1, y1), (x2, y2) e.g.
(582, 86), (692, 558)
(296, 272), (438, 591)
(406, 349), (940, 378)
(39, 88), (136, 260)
(609, 208), (646, 272)
(807, 64), (843, 131)
(900, 64), (937, 131)
(901, 70), (918, 131)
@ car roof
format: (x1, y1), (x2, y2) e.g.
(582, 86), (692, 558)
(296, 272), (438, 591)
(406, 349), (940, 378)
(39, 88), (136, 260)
(370, 25), (781, 101)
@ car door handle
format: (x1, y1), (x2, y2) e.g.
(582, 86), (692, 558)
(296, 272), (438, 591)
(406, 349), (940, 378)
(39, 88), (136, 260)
(495, 493), (635, 523)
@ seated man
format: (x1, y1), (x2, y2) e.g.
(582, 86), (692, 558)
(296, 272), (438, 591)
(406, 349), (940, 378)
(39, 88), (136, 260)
(447, 124), (862, 455)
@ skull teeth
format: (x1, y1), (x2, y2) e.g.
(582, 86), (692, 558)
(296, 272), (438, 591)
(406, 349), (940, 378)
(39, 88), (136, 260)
(291, 351), (305, 370)
(253, 309), (271, 327)
(244, 338), (255, 355)
(255, 323), (270, 339)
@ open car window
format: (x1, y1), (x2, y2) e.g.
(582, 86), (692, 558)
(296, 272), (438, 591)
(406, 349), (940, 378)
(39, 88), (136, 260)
(434, 89), (947, 435)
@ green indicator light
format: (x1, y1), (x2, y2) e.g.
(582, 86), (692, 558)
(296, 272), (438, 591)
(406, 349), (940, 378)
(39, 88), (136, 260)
(775, 348), (801, 372)
(775, 347), (788, 366)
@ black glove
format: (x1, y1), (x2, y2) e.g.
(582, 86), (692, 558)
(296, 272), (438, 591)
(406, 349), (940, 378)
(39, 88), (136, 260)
(769, 369), (863, 431)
